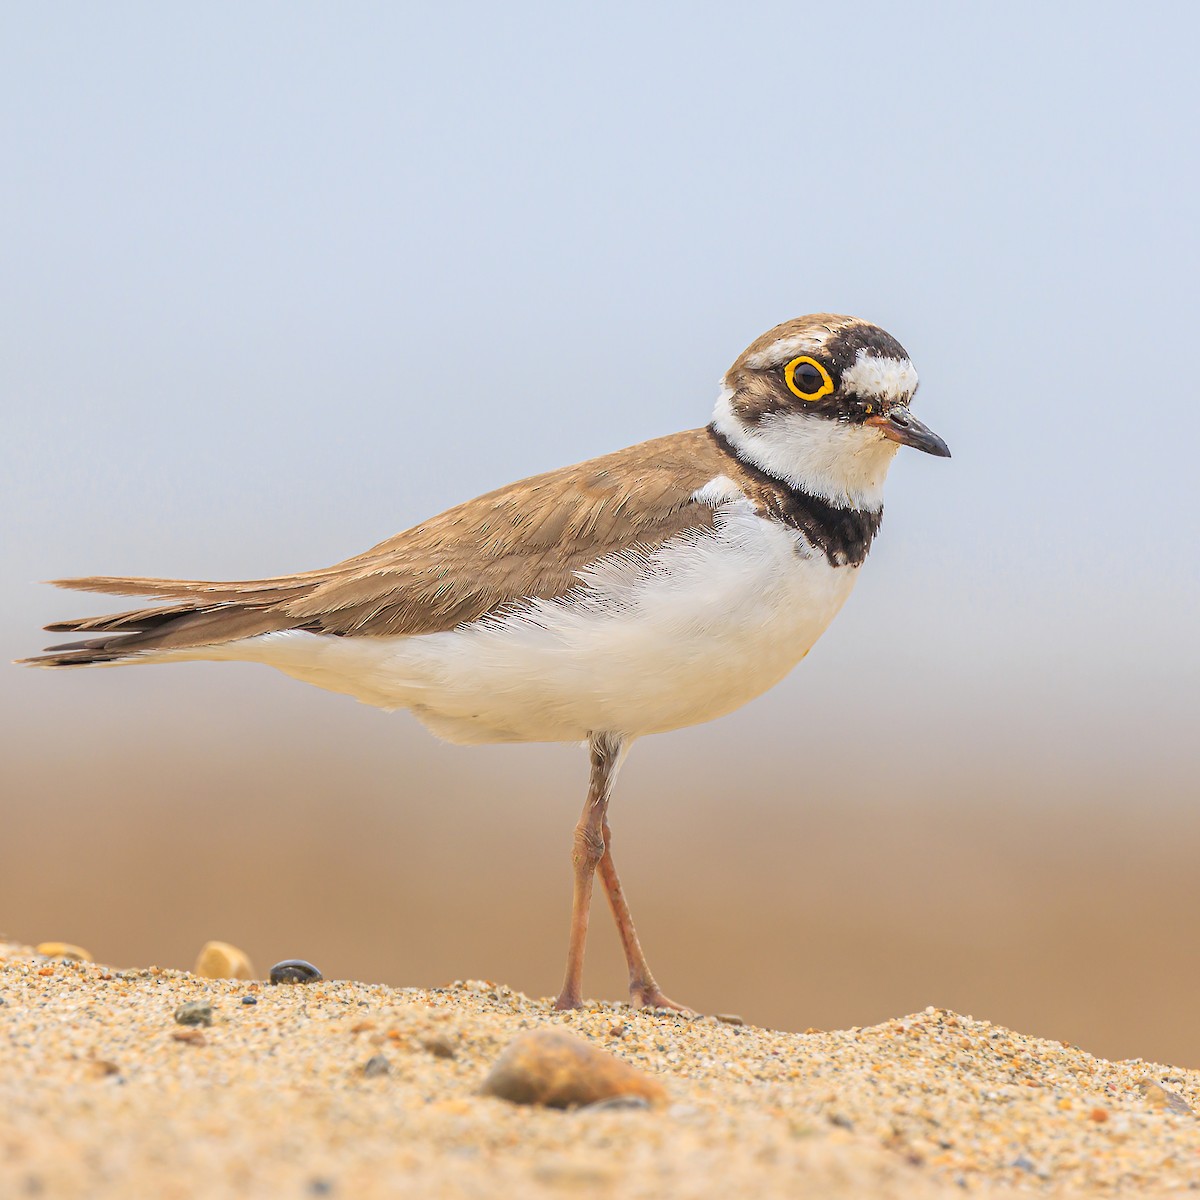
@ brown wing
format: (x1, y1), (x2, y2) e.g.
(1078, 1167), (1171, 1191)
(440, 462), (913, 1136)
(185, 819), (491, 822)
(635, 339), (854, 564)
(22, 428), (731, 665)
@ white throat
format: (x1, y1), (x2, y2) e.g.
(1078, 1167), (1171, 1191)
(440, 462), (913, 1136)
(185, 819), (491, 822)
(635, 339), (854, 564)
(711, 386), (898, 510)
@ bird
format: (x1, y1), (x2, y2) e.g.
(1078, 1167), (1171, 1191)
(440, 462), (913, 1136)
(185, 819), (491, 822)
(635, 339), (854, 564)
(21, 313), (949, 1013)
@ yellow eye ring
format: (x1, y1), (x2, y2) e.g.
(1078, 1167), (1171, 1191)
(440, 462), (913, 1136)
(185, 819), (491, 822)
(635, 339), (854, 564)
(783, 355), (834, 402)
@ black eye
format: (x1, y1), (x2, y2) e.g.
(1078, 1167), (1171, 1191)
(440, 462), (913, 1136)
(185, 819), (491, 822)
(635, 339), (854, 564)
(792, 363), (823, 392)
(783, 355), (833, 401)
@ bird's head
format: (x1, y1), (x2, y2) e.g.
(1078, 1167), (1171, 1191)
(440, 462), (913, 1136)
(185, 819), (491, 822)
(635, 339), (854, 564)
(713, 314), (949, 510)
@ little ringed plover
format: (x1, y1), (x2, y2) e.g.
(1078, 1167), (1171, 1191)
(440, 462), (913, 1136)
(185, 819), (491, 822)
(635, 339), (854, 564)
(22, 313), (950, 1012)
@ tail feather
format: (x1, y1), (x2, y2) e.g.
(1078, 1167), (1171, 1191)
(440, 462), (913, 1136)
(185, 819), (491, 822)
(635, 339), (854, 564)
(19, 574), (324, 668)
(45, 604), (200, 635)
(47, 568), (355, 602)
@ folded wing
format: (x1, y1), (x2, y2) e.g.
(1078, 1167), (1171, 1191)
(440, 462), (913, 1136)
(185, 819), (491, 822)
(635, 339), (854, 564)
(22, 429), (726, 666)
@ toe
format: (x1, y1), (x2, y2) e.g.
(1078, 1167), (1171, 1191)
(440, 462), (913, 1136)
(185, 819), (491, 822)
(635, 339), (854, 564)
(630, 984), (693, 1015)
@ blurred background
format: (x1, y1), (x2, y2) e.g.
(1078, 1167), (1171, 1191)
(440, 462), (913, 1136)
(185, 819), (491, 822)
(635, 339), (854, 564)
(3, 4), (1198, 1066)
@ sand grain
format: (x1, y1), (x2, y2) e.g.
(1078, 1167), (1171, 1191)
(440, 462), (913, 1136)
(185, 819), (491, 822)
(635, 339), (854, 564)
(2, 941), (1197, 1197)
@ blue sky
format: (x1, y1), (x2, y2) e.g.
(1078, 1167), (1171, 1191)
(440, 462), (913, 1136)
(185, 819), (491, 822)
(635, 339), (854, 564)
(4, 0), (1197, 786)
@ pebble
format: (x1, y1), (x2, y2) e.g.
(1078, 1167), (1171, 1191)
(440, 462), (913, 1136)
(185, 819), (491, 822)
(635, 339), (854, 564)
(362, 1054), (391, 1078)
(531, 1160), (617, 1188)
(580, 1095), (652, 1112)
(422, 1034), (457, 1060)
(480, 1029), (667, 1109)
(269, 960), (323, 985)
(241, 996), (258, 1006)
(1138, 1077), (1194, 1114)
(713, 1013), (745, 1026)
(174, 1001), (213, 1027)
(194, 941), (256, 981)
(35, 942), (93, 962)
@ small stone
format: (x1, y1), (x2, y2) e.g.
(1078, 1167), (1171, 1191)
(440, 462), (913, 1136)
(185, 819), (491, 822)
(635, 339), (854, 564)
(174, 1001), (213, 1027)
(35, 942), (93, 962)
(422, 1033), (457, 1059)
(362, 1054), (391, 1078)
(1138, 1078), (1194, 1115)
(241, 995), (258, 1006)
(714, 1013), (745, 1026)
(580, 1095), (652, 1112)
(531, 1160), (617, 1187)
(480, 1029), (667, 1109)
(172, 1029), (206, 1045)
(194, 941), (255, 981)
(269, 959), (323, 985)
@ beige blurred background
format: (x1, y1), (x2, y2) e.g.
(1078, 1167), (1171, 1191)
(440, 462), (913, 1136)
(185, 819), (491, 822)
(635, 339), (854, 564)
(6, 616), (1197, 1067)
(3, 4), (1198, 1068)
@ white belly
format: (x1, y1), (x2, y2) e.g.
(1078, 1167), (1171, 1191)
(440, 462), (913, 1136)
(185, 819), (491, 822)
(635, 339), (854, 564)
(204, 504), (862, 744)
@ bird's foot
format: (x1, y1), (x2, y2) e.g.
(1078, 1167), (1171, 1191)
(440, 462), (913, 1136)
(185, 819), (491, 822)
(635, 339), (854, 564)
(553, 988), (584, 1012)
(630, 981), (693, 1014)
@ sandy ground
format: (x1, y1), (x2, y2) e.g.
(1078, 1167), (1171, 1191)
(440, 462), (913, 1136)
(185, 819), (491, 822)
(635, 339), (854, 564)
(3, 941), (1199, 1199)
(10, 720), (1200, 1069)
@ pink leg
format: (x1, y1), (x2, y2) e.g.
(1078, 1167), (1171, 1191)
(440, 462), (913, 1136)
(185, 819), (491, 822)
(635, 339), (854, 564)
(597, 816), (691, 1012)
(553, 733), (623, 1011)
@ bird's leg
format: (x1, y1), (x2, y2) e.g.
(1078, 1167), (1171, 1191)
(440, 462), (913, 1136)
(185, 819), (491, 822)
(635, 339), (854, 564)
(553, 732), (624, 1011)
(596, 815), (691, 1013)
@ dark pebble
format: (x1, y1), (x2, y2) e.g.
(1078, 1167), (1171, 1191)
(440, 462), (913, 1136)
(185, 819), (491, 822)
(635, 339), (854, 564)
(269, 959), (323, 985)
(174, 1001), (213, 1027)
(422, 1034), (457, 1059)
(307, 1179), (334, 1196)
(241, 995), (258, 1006)
(362, 1054), (391, 1078)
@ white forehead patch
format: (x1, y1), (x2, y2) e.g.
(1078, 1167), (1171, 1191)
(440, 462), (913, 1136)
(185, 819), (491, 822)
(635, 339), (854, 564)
(840, 350), (918, 403)
(742, 330), (833, 371)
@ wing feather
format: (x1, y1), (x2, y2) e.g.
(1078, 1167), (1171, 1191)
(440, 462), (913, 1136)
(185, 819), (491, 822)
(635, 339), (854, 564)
(22, 429), (730, 666)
